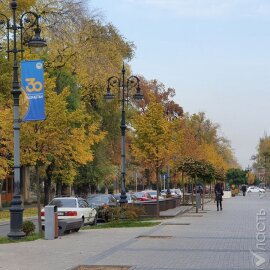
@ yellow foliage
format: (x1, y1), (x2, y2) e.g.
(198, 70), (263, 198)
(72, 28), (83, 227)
(0, 0), (36, 15)
(247, 171), (255, 185)
(202, 143), (229, 172)
(20, 74), (105, 184)
(131, 96), (172, 171)
(0, 106), (13, 179)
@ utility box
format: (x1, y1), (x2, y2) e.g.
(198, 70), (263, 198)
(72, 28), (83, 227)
(45, 205), (58, 240)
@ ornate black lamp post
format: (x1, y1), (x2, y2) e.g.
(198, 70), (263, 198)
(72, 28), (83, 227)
(0, 0), (47, 239)
(104, 63), (143, 204)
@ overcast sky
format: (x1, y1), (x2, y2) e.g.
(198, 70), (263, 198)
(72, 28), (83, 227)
(89, 0), (270, 168)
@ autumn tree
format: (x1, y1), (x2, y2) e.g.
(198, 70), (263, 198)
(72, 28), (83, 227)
(20, 76), (105, 204)
(137, 77), (183, 118)
(131, 94), (173, 216)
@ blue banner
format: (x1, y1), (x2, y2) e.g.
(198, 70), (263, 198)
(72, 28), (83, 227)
(21, 60), (45, 121)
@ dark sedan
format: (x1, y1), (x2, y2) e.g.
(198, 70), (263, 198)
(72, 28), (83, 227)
(86, 194), (118, 221)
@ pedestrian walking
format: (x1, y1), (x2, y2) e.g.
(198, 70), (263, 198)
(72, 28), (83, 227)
(215, 182), (224, 211)
(241, 185), (247, 196)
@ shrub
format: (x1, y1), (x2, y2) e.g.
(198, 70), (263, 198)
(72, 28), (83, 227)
(122, 204), (145, 220)
(22, 220), (35, 236)
(104, 204), (145, 222)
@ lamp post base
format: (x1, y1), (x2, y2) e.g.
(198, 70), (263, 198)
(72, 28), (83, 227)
(7, 194), (25, 239)
(119, 190), (128, 205)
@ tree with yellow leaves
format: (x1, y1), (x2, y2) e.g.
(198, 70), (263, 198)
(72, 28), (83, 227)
(131, 94), (172, 216)
(20, 75), (105, 204)
(247, 171), (255, 185)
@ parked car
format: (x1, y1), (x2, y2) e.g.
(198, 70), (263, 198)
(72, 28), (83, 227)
(41, 197), (97, 228)
(171, 188), (183, 197)
(113, 193), (137, 204)
(143, 190), (158, 199)
(161, 188), (182, 197)
(247, 186), (265, 193)
(86, 194), (118, 221)
(132, 191), (153, 201)
(143, 190), (166, 200)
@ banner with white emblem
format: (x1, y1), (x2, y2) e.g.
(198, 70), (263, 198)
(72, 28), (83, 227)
(21, 60), (45, 121)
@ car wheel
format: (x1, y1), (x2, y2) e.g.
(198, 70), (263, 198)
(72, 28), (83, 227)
(91, 215), (97, 226)
(81, 217), (85, 227)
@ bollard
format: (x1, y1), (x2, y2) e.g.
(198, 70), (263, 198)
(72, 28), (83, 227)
(45, 205), (58, 240)
(195, 193), (201, 213)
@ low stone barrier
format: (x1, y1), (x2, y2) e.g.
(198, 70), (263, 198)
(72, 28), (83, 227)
(223, 191), (232, 198)
(135, 197), (181, 217)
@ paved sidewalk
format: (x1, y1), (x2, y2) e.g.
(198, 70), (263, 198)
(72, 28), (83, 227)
(160, 205), (193, 217)
(0, 193), (269, 270)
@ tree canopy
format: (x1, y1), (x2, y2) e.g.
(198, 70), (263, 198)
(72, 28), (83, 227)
(0, 0), (239, 200)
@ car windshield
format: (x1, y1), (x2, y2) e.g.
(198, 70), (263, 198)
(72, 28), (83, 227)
(87, 195), (110, 203)
(148, 191), (157, 195)
(49, 198), (77, 208)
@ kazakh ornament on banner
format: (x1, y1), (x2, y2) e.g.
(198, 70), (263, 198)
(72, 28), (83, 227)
(21, 60), (45, 121)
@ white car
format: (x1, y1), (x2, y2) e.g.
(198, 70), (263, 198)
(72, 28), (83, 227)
(144, 190), (158, 199)
(143, 190), (165, 200)
(41, 197), (97, 227)
(161, 188), (183, 197)
(247, 186), (265, 193)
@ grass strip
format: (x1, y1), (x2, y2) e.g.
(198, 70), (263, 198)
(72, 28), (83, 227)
(0, 233), (42, 244)
(82, 220), (160, 230)
(0, 208), (37, 222)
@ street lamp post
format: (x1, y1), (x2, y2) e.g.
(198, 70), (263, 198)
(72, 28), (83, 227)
(0, 0), (46, 239)
(104, 63), (143, 204)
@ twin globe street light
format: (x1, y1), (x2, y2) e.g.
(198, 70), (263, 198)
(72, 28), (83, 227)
(0, 0), (47, 239)
(104, 63), (143, 204)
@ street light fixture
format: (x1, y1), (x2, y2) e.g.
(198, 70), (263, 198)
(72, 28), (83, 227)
(0, 0), (47, 239)
(104, 63), (143, 204)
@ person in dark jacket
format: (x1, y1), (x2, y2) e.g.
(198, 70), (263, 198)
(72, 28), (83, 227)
(241, 185), (247, 196)
(214, 182), (224, 211)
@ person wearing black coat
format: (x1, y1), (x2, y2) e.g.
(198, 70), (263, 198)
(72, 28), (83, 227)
(215, 182), (224, 211)
(241, 185), (247, 196)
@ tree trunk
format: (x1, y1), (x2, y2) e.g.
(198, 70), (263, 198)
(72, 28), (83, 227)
(44, 162), (54, 205)
(0, 180), (3, 210)
(44, 177), (51, 206)
(191, 181), (194, 206)
(202, 185), (205, 210)
(56, 180), (62, 197)
(181, 172), (184, 204)
(35, 165), (42, 236)
(156, 166), (160, 218)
